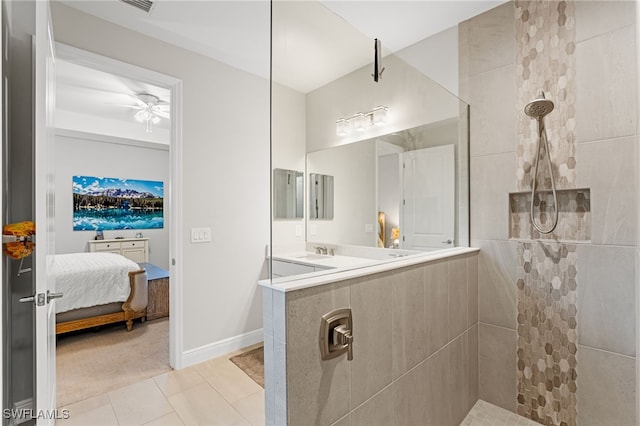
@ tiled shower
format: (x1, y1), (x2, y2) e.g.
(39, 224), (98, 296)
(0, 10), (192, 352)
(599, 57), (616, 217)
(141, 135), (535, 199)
(462, 1), (637, 425)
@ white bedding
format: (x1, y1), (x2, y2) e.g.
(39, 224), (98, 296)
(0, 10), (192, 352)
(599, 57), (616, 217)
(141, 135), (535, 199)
(53, 252), (141, 314)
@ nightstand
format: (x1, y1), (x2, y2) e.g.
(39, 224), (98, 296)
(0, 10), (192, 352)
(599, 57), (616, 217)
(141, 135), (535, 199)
(138, 262), (169, 320)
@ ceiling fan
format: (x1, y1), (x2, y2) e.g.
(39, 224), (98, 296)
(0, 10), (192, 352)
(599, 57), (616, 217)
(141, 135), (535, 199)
(120, 93), (170, 133)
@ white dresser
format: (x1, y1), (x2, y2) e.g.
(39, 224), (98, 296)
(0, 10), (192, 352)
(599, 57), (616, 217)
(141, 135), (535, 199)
(88, 237), (150, 263)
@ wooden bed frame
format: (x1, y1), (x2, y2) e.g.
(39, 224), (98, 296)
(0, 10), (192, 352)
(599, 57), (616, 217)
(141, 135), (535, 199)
(56, 268), (148, 334)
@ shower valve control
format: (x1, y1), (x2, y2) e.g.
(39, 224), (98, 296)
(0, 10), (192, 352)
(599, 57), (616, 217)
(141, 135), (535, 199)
(320, 308), (353, 361)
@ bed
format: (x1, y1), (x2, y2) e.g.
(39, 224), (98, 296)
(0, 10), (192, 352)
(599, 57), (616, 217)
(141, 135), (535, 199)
(54, 252), (148, 334)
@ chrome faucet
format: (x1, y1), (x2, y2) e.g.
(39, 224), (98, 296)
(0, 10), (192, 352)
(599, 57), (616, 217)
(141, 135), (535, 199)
(314, 246), (328, 255)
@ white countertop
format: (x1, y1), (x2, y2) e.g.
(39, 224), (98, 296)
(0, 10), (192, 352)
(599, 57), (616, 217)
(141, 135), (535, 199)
(261, 247), (480, 293)
(272, 252), (377, 269)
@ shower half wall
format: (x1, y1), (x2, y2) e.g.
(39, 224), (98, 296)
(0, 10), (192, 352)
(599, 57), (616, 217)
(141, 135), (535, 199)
(262, 249), (479, 425)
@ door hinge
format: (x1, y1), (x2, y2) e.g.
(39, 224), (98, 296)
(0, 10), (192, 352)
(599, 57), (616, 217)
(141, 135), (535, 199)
(402, 236), (405, 242)
(403, 199), (405, 205)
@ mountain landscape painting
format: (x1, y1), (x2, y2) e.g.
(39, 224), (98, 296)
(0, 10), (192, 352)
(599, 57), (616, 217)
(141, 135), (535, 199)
(73, 175), (164, 231)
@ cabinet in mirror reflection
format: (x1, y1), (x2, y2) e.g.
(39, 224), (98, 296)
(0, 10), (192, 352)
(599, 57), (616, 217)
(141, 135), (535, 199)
(273, 168), (304, 219)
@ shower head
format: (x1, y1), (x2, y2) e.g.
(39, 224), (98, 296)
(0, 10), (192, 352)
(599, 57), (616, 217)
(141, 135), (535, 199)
(524, 92), (554, 118)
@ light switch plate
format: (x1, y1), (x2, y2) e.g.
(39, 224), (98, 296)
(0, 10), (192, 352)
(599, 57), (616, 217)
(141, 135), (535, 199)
(295, 224), (303, 237)
(191, 227), (212, 243)
(364, 224), (374, 233)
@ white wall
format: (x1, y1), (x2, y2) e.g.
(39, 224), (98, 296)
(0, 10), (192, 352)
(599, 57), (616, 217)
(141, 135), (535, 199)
(306, 54), (460, 152)
(271, 83), (306, 253)
(306, 140), (377, 247)
(396, 25), (459, 97)
(51, 3), (269, 356)
(54, 131), (170, 269)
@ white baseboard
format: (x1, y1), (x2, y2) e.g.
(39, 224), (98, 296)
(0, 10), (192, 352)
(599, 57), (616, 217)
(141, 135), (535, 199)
(11, 398), (33, 425)
(180, 328), (263, 369)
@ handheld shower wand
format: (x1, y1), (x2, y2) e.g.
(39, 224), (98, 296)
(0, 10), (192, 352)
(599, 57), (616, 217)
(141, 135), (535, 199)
(524, 92), (558, 234)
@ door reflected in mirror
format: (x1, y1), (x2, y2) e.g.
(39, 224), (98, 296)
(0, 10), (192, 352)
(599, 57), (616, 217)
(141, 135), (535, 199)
(309, 173), (334, 220)
(273, 168), (304, 219)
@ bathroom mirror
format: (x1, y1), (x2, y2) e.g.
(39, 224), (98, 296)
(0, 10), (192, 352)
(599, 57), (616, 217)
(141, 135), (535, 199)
(270, 0), (470, 261)
(309, 173), (334, 220)
(306, 117), (464, 250)
(273, 168), (304, 219)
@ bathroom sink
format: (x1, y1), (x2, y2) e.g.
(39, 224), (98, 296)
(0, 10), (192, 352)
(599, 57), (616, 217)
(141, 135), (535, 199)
(293, 254), (328, 260)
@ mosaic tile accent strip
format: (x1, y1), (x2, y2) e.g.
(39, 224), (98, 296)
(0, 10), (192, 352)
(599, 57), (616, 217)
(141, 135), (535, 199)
(516, 242), (577, 426)
(509, 188), (591, 241)
(515, 0), (577, 192)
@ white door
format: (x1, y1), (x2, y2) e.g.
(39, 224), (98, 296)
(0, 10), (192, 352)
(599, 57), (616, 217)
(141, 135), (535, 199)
(401, 145), (455, 250)
(34, 1), (57, 422)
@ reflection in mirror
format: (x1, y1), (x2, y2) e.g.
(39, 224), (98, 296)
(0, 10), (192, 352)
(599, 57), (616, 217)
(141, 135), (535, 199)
(273, 168), (304, 219)
(307, 118), (463, 251)
(270, 0), (470, 271)
(309, 173), (334, 220)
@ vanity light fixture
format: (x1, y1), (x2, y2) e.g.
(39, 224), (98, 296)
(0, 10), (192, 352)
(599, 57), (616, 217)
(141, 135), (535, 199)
(335, 105), (389, 136)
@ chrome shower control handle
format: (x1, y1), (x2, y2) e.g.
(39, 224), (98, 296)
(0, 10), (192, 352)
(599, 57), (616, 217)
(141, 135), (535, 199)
(320, 308), (354, 361)
(333, 324), (354, 361)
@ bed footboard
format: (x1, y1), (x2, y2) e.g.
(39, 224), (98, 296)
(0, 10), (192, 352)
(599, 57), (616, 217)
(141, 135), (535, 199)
(56, 268), (148, 334)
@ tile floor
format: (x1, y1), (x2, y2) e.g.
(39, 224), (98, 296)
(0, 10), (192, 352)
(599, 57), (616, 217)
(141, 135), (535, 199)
(461, 400), (540, 426)
(58, 342), (534, 426)
(58, 343), (265, 426)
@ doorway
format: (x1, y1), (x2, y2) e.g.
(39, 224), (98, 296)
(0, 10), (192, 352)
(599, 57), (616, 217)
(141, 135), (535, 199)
(52, 43), (182, 407)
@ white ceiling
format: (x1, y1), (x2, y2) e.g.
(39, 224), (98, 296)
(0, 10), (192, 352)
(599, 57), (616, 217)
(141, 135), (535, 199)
(55, 0), (505, 139)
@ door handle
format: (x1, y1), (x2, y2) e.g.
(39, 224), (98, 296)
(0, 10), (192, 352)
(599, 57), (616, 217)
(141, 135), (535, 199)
(47, 291), (63, 303)
(18, 293), (46, 306)
(442, 239), (452, 244)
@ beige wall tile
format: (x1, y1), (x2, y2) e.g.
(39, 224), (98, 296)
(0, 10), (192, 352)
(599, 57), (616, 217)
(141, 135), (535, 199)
(575, 137), (636, 246)
(350, 272), (393, 407)
(425, 260), (449, 357)
(393, 362), (428, 426)
(475, 239), (517, 330)
(478, 323), (517, 413)
(450, 333), (470, 426)
(575, 0), (636, 42)
(461, 2), (515, 76)
(468, 324), (479, 412)
(468, 255), (479, 327)
(449, 257), (469, 340)
(577, 345), (636, 426)
(426, 345), (452, 426)
(351, 386), (393, 426)
(470, 153), (516, 240)
(286, 282), (351, 426)
(330, 414), (351, 426)
(468, 65), (517, 158)
(577, 245), (636, 356)
(392, 265), (427, 379)
(576, 25), (636, 143)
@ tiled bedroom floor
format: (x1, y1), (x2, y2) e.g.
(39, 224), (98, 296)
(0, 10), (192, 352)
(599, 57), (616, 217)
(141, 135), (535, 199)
(58, 344), (265, 426)
(58, 344), (534, 426)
